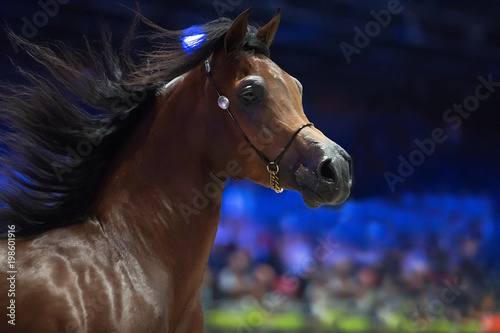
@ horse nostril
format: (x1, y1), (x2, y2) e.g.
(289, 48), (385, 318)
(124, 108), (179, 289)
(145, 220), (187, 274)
(319, 158), (337, 183)
(346, 156), (352, 178)
(339, 151), (353, 183)
(347, 158), (353, 186)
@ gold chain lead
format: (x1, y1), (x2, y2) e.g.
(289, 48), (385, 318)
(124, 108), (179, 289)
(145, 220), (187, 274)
(270, 171), (283, 193)
(267, 164), (283, 193)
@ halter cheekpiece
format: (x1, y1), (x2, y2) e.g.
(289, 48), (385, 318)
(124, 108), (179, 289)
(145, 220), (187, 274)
(204, 59), (313, 193)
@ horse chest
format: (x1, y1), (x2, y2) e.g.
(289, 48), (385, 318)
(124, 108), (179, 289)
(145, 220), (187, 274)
(0, 232), (174, 333)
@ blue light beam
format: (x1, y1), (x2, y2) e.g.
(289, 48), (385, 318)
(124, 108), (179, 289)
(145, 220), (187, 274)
(181, 25), (206, 54)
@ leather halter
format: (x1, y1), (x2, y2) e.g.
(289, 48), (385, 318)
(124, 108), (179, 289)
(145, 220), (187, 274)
(204, 59), (313, 193)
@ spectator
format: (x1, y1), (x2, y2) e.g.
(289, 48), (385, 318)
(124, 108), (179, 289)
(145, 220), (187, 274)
(216, 249), (253, 299)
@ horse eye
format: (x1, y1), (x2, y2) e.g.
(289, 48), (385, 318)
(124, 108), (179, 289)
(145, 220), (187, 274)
(242, 87), (257, 102)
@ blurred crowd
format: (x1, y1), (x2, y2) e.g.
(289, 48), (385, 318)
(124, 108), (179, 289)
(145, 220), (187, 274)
(202, 184), (500, 329)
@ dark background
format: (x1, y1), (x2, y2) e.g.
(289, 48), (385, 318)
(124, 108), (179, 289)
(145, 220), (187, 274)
(1, 0), (500, 330)
(1, 0), (499, 200)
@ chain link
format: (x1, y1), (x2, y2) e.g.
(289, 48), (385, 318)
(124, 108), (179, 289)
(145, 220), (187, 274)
(269, 170), (283, 193)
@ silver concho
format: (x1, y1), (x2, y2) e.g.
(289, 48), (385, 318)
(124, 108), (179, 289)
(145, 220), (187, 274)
(218, 96), (230, 109)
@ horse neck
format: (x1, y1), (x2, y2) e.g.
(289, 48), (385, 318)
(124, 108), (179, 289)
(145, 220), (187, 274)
(92, 68), (223, 276)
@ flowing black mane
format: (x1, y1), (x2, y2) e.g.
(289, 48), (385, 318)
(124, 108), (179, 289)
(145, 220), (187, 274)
(0, 14), (270, 237)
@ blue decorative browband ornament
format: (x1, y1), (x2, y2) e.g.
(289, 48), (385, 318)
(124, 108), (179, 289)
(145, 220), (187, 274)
(181, 25), (206, 54)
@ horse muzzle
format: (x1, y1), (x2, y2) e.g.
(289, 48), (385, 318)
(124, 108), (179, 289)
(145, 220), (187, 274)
(293, 140), (352, 207)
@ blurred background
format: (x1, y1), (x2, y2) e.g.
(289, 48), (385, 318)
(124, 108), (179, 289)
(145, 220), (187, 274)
(1, 0), (499, 332)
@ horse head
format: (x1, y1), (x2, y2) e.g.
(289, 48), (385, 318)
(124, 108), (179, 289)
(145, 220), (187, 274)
(204, 9), (352, 207)
(0, 8), (354, 332)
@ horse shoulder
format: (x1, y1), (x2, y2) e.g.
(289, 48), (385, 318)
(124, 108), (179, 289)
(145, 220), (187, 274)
(0, 220), (171, 332)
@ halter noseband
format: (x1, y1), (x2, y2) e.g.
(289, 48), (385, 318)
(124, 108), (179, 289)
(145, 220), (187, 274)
(204, 59), (313, 193)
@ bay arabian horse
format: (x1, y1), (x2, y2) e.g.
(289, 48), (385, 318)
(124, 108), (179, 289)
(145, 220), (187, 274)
(0, 9), (351, 332)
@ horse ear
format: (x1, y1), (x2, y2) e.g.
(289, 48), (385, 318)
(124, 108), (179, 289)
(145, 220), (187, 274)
(224, 8), (251, 54)
(256, 8), (281, 48)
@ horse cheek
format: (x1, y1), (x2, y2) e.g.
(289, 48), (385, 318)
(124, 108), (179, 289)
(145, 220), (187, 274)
(237, 141), (257, 162)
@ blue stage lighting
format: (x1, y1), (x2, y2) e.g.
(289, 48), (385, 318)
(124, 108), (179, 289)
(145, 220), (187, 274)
(181, 25), (206, 54)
